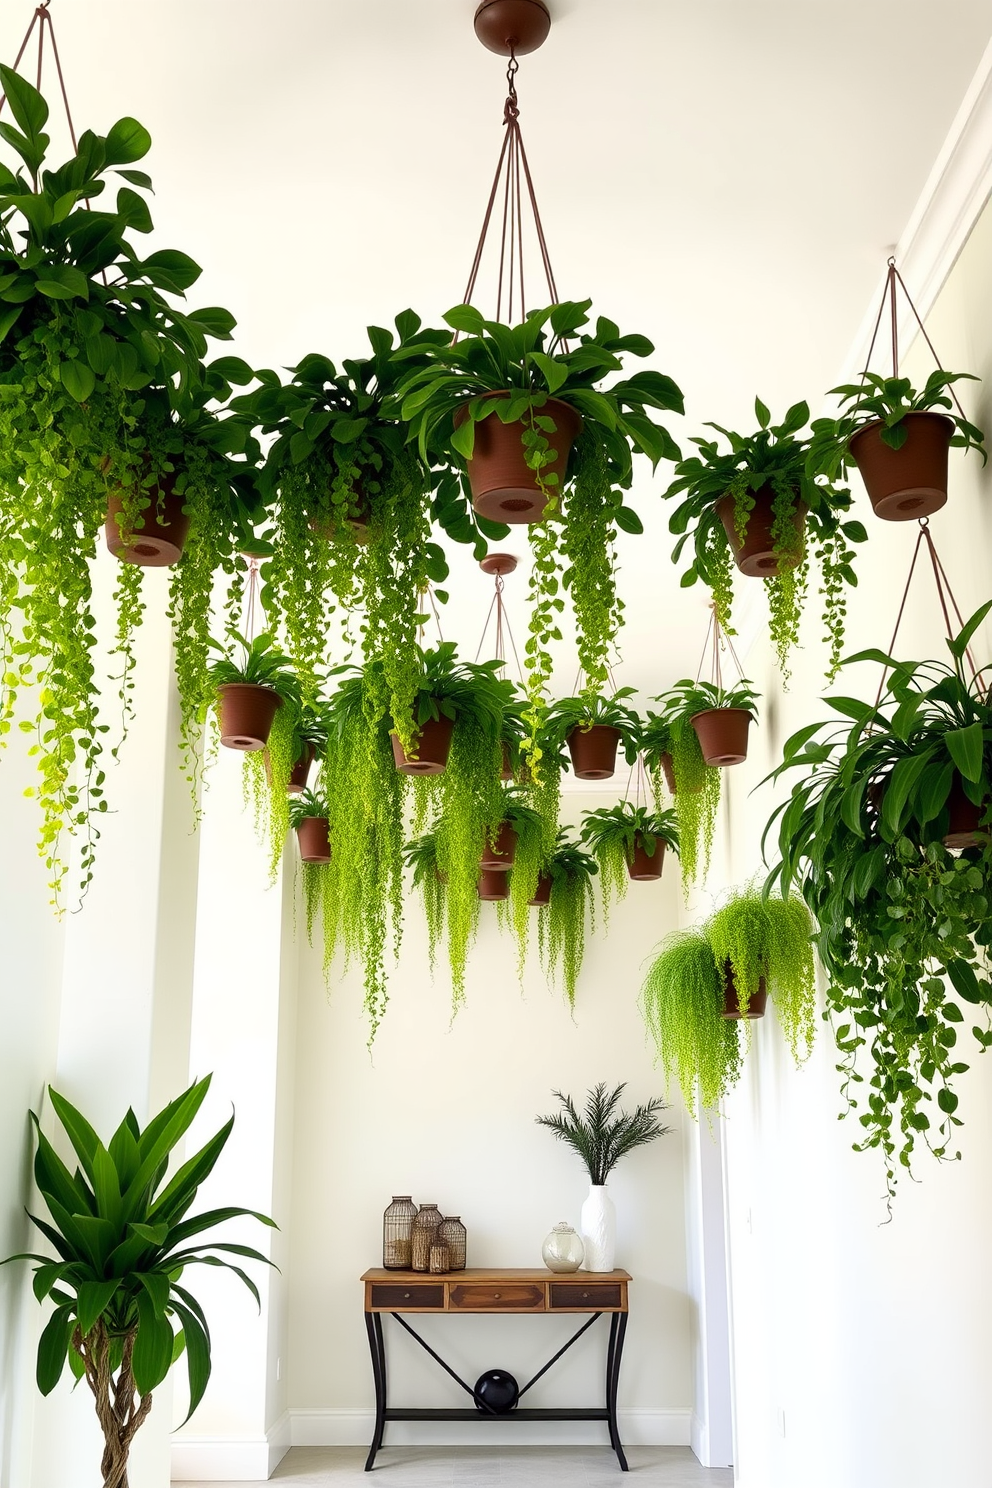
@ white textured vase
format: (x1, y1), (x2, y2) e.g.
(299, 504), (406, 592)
(579, 1183), (616, 1271)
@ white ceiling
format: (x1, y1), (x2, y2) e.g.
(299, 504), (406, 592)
(5, 0), (992, 712)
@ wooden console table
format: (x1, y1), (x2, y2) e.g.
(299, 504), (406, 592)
(361, 1266), (631, 1471)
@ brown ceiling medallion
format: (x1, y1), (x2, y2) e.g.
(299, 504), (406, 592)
(473, 0), (551, 57)
(479, 552), (519, 576)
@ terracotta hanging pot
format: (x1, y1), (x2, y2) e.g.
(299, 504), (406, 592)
(528, 873), (553, 906)
(627, 834), (665, 882)
(690, 708), (752, 766)
(500, 741), (515, 781)
(478, 867), (510, 901)
(455, 392), (582, 524)
(216, 684), (283, 751)
(105, 480), (190, 567)
(943, 777), (990, 850)
(480, 820), (518, 871)
(848, 411), (953, 520)
(288, 746), (316, 795)
(715, 486), (806, 577)
(390, 712), (454, 774)
(659, 751), (678, 795)
(567, 724), (621, 780)
(296, 815), (331, 864)
(721, 966), (767, 1020)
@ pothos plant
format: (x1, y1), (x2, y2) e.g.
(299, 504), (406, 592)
(245, 697), (333, 884)
(764, 602), (992, 1204)
(535, 832), (598, 1009)
(396, 299), (683, 754)
(0, 69), (243, 906)
(663, 399), (865, 679)
(641, 697), (720, 894)
(579, 801), (679, 918)
(494, 788), (547, 980)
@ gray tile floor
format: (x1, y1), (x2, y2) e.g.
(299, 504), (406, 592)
(175, 1444), (734, 1487)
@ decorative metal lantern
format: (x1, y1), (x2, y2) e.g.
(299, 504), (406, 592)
(438, 1216), (467, 1270)
(410, 1203), (443, 1272)
(382, 1196), (418, 1269)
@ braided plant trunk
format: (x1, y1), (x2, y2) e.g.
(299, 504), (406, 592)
(72, 1324), (153, 1488)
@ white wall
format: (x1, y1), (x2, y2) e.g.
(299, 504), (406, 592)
(717, 190), (992, 1488)
(286, 791), (695, 1453)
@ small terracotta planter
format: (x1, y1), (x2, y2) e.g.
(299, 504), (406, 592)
(627, 834), (665, 881)
(480, 820), (518, 871)
(691, 708), (752, 767)
(456, 392), (582, 524)
(296, 816), (331, 864)
(721, 968), (767, 1020)
(567, 724), (621, 780)
(528, 873), (553, 906)
(105, 481), (190, 567)
(659, 751), (677, 795)
(288, 746), (316, 795)
(478, 868), (510, 901)
(390, 713), (454, 775)
(944, 778), (990, 851)
(848, 411), (953, 520)
(716, 486), (805, 577)
(216, 684), (283, 751)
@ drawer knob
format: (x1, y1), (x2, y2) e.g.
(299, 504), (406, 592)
(403, 1292), (411, 1299)
(582, 1292), (589, 1298)
(494, 1293), (501, 1299)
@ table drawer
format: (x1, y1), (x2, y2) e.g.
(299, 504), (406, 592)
(370, 1283), (444, 1310)
(549, 1282), (623, 1310)
(449, 1283), (545, 1312)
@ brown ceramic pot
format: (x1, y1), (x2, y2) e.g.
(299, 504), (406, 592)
(216, 684), (283, 751)
(480, 820), (518, 871)
(296, 815), (331, 864)
(567, 724), (621, 780)
(478, 867), (510, 901)
(456, 393), (582, 524)
(944, 777), (990, 850)
(848, 411), (953, 520)
(528, 873), (553, 906)
(721, 967), (767, 1020)
(715, 486), (806, 577)
(105, 480), (190, 567)
(390, 713), (454, 775)
(627, 834), (665, 881)
(659, 751), (678, 795)
(691, 708), (752, 766)
(288, 746), (316, 795)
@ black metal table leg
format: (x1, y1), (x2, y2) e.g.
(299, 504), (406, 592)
(607, 1311), (629, 1471)
(364, 1312), (387, 1470)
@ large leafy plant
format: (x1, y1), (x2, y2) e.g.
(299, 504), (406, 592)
(0, 69), (243, 905)
(397, 299), (683, 739)
(807, 370), (986, 479)
(664, 399), (864, 677)
(579, 801), (679, 915)
(764, 603), (992, 1202)
(1, 1076), (274, 1488)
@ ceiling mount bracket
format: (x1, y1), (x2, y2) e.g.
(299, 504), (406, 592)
(474, 0), (551, 57)
(479, 552), (518, 576)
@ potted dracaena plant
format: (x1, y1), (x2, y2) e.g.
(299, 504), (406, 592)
(536, 1083), (671, 1271)
(543, 686), (643, 781)
(663, 399), (865, 679)
(660, 676), (761, 768)
(807, 370), (986, 521)
(532, 832), (599, 1008)
(764, 602), (992, 1205)
(396, 300), (683, 741)
(0, 1076), (274, 1488)
(0, 69), (248, 906)
(579, 801), (679, 916)
(640, 698), (720, 894)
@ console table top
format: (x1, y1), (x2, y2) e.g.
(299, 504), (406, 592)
(361, 1267), (632, 1283)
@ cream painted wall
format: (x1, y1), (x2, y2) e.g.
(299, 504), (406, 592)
(286, 793), (695, 1449)
(717, 195), (992, 1488)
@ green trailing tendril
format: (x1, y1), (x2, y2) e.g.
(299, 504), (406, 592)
(560, 442), (625, 698)
(499, 795), (545, 981)
(403, 832), (446, 973)
(241, 702), (297, 883)
(537, 834), (598, 1008)
(640, 929), (742, 1116)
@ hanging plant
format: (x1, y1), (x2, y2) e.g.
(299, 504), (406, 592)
(289, 784), (332, 864)
(663, 399), (865, 679)
(765, 603), (992, 1202)
(494, 789), (547, 978)
(241, 697), (333, 882)
(641, 704), (720, 893)
(579, 801), (679, 919)
(807, 370), (986, 521)
(661, 677), (760, 768)
(205, 631), (301, 753)
(535, 833), (599, 1008)
(706, 885), (816, 1053)
(396, 299), (683, 748)
(543, 687), (642, 781)
(0, 70), (243, 904)
(403, 831), (446, 973)
(640, 929), (744, 1115)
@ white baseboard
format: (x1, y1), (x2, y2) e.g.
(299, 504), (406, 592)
(171, 1411), (290, 1482)
(289, 1405), (691, 1448)
(690, 1409), (734, 1470)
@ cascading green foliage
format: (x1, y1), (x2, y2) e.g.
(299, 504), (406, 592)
(579, 801), (679, 920)
(403, 832), (446, 973)
(640, 929), (742, 1115)
(560, 441), (626, 695)
(244, 698), (331, 884)
(0, 1077), (274, 1488)
(0, 68), (244, 904)
(537, 833), (598, 1008)
(496, 792), (546, 979)
(707, 885), (816, 1058)
(664, 398), (864, 680)
(642, 708), (721, 894)
(434, 714), (501, 1014)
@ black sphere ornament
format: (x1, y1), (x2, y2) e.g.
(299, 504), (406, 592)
(474, 1368), (520, 1413)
